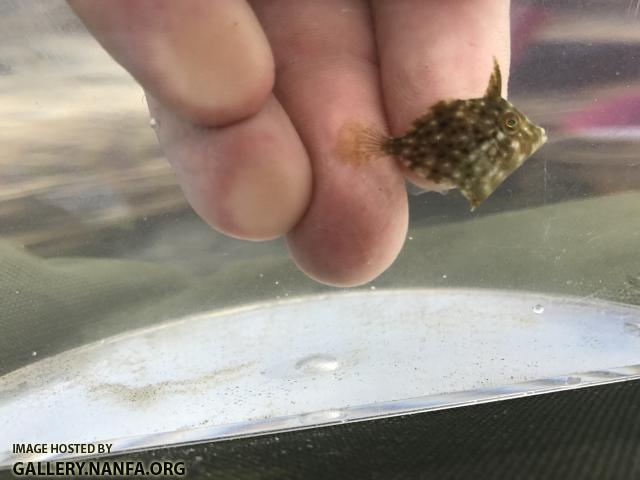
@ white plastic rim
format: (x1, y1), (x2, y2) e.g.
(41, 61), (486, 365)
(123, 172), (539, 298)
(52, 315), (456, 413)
(1, 289), (640, 466)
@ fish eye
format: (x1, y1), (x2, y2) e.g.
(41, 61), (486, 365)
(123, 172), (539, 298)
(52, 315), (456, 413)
(503, 113), (519, 130)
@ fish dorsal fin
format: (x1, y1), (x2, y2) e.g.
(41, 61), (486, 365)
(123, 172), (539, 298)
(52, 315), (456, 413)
(485, 57), (502, 98)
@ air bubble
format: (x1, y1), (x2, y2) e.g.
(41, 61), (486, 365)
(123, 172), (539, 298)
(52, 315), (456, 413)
(532, 304), (545, 314)
(295, 354), (340, 374)
(299, 409), (345, 424)
(565, 376), (581, 385)
(149, 117), (158, 129)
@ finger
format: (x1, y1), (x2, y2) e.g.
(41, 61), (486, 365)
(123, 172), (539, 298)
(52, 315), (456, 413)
(149, 93), (312, 240)
(68, 0), (274, 126)
(372, 0), (511, 188)
(252, 0), (408, 287)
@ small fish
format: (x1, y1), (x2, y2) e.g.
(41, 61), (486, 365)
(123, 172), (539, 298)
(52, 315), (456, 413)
(337, 58), (547, 210)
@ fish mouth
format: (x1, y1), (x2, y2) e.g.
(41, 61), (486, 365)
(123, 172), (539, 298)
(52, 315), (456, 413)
(539, 126), (548, 143)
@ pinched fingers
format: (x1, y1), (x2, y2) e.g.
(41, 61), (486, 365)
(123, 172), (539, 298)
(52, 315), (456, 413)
(70, 0), (510, 285)
(70, 0), (312, 241)
(251, 0), (409, 286)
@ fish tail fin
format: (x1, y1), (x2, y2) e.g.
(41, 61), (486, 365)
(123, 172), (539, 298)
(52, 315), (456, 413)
(336, 121), (388, 165)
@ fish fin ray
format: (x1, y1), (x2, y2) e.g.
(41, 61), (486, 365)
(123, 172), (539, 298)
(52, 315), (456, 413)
(336, 121), (388, 165)
(485, 56), (502, 98)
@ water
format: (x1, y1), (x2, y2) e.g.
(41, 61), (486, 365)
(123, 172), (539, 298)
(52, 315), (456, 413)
(1, 0), (640, 464)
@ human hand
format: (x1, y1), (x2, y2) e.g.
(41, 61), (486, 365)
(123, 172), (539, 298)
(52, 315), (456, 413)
(68, 0), (510, 286)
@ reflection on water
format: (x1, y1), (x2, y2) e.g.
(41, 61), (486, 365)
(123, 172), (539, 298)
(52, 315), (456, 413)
(0, 1), (640, 372)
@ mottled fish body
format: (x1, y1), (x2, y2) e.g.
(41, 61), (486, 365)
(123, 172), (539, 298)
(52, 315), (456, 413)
(339, 58), (547, 210)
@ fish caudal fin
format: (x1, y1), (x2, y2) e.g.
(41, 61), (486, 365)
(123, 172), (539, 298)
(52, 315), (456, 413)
(336, 121), (388, 166)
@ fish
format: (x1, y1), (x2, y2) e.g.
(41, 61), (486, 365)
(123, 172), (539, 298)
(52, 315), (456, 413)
(337, 58), (547, 210)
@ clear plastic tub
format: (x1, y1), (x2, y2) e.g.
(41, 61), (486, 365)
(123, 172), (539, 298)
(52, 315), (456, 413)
(1, 0), (639, 466)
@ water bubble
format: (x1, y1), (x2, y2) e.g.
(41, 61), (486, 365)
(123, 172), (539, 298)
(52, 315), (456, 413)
(295, 354), (340, 374)
(274, 281), (279, 285)
(549, 375), (581, 386)
(31, 351), (37, 357)
(408, 236), (413, 240)
(532, 304), (545, 314)
(299, 409), (345, 424)
(370, 286), (376, 290)
(149, 117), (158, 129)
(442, 274), (448, 279)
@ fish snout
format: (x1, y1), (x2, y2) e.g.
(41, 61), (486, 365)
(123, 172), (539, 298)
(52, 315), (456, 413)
(533, 125), (547, 150)
(538, 125), (548, 143)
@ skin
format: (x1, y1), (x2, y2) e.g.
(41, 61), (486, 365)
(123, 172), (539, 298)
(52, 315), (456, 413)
(68, 0), (510, 287)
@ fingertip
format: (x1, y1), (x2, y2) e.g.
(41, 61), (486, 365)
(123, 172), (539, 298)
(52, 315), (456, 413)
(203, 154), (311, 242)
(285, 166), (409, 287)
(373, 0), (511, 133)
(152, 95), (312, 242)
(153, 13), (275, 126)
(69, 0), (275, 126)
(287, 213), (408, 288)
(169, 61), (275, 127)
